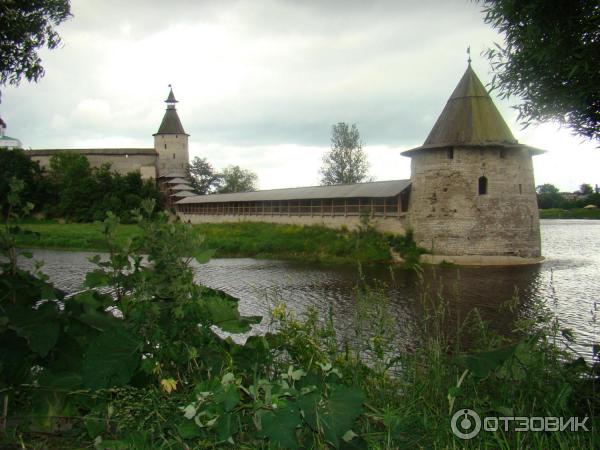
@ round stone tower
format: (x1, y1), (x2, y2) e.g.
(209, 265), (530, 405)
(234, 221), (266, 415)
(153, 86), (189, 177)
(402, 63), (544, 263)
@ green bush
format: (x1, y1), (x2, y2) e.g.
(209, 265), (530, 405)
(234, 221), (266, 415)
(2, 180), (597, 448)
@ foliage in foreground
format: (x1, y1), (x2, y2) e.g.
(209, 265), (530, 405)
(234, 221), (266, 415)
(0, 0), (71, 97)
(1, 179), (598, 448)
(0, 148), (49, 218)
(479, 0), (599, 140)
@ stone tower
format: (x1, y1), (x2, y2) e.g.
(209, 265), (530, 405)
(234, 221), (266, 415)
(153, 86), (189, 177)
(402, 63), (544, 263)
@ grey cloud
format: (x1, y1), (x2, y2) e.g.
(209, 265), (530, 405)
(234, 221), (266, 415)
(2, 0), (498, 151)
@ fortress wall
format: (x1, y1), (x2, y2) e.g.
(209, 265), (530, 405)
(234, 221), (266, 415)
(408, 146), (541, 258)
(30, 152), (157, 179)
(178, 212), (407, 235)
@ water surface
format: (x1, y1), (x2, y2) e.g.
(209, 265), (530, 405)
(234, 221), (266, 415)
(16, 220), (599, 357)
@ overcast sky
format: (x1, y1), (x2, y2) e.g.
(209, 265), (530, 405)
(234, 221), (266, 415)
(1, 0), (598, 191)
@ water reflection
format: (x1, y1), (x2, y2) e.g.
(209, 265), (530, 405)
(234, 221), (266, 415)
(14, 220), (599, 358)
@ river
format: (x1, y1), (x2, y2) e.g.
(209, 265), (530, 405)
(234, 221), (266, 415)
(15, 220), (600, 358)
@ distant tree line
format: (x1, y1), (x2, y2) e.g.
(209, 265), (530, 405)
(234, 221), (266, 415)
(188, 157), (258, 194)
(536, 183), (600, 209)
(0, 148), (161, 222)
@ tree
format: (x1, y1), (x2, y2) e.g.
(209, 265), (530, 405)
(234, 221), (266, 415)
(0, 0), (72, 100)
(217, 165), (258, 193)
(188, 157), (222, 194)
(0, 147), (48, 217)
(48, 152), (96, 220)
(535, 183), (562, 209)
(479, 0), (599, 140)
(578, 183), (593, 195)
(535, 183), (559, 195)
(46, 153), (162, 221)
(320, 122), (370, 186)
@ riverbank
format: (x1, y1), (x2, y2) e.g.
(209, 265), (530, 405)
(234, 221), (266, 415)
(5, 216), (598, 449)
(15, 220), (392, 265)
(540, 208), (600, 219)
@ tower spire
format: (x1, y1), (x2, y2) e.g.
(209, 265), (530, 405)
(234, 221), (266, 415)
(165, 84), (178, 109)
(155, 85), (187, 135)
(467, 46), (471, 65)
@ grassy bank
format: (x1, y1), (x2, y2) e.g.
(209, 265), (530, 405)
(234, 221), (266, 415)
(194, 222), (391, 264)
(6, 226), (599, 448)
(2, 195), (596, 448)
(15, 220), (142, 251)
(540, 208), (600, 219)
(15, 220), (392, 264)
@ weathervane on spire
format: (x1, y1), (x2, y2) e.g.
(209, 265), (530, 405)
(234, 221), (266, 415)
(165, 84), (178, 106)
(467, 46), (472, 65)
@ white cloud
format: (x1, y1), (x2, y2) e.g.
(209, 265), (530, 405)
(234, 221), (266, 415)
(73, 98), (112, 124)
(0, 0), (596, 191)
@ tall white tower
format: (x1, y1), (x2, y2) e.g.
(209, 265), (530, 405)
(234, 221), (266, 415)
(153, 86), (189, 177)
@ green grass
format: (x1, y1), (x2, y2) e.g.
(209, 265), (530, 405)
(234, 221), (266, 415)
(15, 220), (392, 264)
(195, 221), (390, 264)
(15, 221), (142, 251)
(540, 207), (600, 219)
(5, 216), (598, 448)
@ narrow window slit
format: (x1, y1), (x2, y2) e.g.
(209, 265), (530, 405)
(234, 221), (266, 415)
(478, 176), (488, 195)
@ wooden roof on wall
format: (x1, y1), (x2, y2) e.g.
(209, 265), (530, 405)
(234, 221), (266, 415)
(177, 179), (411, 204)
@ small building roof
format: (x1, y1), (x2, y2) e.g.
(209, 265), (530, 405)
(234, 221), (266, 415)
(158, 170), (187, 179)
(402, 64), (544, 156)
(0, 135), (22, 148)
(177, 179), (411, 204)
(166, 177), (189, 184)
(26, 148), (157, 156)
(170, 183), (193, 191)
(171, 191), (196, 197)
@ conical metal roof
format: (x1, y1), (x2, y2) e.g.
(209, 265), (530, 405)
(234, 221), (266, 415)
(155, 108), (187, 134)
(423, 64), (516, 146)
(154, 86), (187, 135)
(165, 86), (178, 104)
(401, 64), (546, 156)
